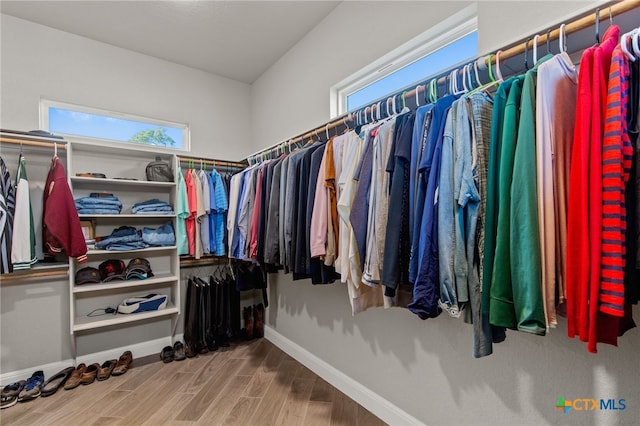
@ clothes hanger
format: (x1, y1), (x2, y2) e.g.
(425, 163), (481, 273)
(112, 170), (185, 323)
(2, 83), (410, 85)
(595, 7), (601, 45)
(545, 29), (551, 54)
(533, 34), (540, 64)
(415, 84), (422, 107)
(474, 57), (484, 87)
(494, 50), (504, 82)
(559, 23), (567, 54)
(633, 28), (640, 57)
(429, 78), (437, 103)
(524, 38), (531, 71)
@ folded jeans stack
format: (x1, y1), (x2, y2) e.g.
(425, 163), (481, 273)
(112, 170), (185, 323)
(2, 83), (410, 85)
(142, 221), (176, 247)
(75, 193), (122, 215)
(95, 226), (146, 251)
(132, 199), (174, 215)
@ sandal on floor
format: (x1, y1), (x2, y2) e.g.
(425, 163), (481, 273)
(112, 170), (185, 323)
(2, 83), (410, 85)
(41, 367), (75, 397)
(111, 351), (133, 376)
(160, 346), (174, 363)
(1, 380), (25, 409)
(173, 341), (186, 361)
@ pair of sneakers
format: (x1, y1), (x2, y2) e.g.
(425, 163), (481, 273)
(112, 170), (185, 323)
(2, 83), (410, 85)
(1, 370), (45, 408)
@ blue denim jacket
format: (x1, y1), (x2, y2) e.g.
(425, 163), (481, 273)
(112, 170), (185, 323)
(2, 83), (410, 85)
(96, 226), (144, 249)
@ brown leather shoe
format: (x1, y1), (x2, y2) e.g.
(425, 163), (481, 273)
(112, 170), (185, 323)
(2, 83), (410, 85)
(253, 304), (264, 338)
(244, 306), (253, 340)
(111, 351), (133, 376)
(97, 360), (117, 381)
(80, 363), (100, 385)
(63, 364), (86, 390)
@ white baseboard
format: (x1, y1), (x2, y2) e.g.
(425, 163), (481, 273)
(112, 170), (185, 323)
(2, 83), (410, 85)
(264, 325), (425, 426)
(0, 334), (183, 385)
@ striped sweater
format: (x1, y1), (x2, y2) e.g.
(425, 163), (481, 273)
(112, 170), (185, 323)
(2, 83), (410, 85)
(599, 46), (633, 317)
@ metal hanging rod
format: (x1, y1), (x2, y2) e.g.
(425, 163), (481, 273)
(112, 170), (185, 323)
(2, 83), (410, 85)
(177, 155), (247, 170)
(246, 0), (639, 162)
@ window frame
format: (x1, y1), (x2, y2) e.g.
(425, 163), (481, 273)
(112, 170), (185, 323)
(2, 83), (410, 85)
(39, 99), (191, 153)
(330, 5), (477, 117)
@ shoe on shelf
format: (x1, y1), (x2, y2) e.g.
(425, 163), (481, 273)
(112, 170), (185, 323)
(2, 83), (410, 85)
(97, 360), (117, 381)
(17, 370), (45, 402)
(41, 367), (75, 397)
(111, 351), (133, 376)
(173, 341), (186, 361)
(64, 364), (87, 390)
(1, 380), (25, 409)
(80, 363), (100, 385)
(253, 303), (265, 338)
(160, 346), (174, 363)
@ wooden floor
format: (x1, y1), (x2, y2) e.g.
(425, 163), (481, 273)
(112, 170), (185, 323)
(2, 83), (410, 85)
(1, 339), (386, 426)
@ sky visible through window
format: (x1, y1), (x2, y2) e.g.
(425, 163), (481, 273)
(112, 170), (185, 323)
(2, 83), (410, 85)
(48, 107), (184, 149)
(347, 31), (478, 112)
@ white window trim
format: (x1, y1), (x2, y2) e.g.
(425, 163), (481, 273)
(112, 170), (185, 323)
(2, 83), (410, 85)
(330, 3), (477, 117)
(39, 98), (191, 153)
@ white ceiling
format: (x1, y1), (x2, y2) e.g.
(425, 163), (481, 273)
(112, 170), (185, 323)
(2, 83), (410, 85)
(0, 0), (341, 84)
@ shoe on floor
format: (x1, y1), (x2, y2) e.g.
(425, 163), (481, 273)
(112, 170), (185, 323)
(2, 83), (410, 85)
(1, 380), (25, 409)
(18, 371), (45, 402)
(97, 360), (117, 381)
(160, 346), (174, 363)
(80, 363), (100, 385)
(41, 367), (75, 397)
(64, 364), (87, 390)
(111, 351), (133, 376)
(173, 341), (186, 361)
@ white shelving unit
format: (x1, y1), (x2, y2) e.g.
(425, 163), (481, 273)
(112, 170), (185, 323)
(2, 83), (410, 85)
(66, 141), (180, 359)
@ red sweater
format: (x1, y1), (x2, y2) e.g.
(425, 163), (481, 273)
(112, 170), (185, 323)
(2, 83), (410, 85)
(43, 157), (87, 263)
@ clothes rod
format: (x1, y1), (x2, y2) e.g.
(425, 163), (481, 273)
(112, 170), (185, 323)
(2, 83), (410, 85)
(1, 135), (67, 150)
(177, 156), (247, 169)
(246, 0), (639, 161)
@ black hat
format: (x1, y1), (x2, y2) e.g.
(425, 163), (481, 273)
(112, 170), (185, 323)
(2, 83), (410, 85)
(125, 258), (154, 280)
(75, 267), (101, 285)
(99, 259), (126, 282)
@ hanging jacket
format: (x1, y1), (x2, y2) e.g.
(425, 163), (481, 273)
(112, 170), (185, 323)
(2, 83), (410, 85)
(509, 54), (552, 336)
(11, 154), (37, 270)
(489, 75), (524, 328)
(43, 156), (87, 263)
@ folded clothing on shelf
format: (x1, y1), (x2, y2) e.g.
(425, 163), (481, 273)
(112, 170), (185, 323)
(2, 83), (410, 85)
(75, 193), (122, 215)
(132, 199), (175, 215)
(117, 294), (168, 314)
(95, 226), (145, 251)
(142, 222), (175, 247)
(125, 258), (154, 280)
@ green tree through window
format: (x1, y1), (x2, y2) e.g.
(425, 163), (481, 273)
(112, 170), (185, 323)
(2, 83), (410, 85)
(129, 128), (176, 146)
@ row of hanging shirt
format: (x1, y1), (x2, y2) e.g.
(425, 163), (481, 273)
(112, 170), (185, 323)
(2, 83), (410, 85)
(1, 149), (87, 274)
(176, 165), (232, 260)
(226, 23), (639, 357)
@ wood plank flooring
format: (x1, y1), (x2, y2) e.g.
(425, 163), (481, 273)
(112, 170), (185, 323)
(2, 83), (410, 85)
(1, 339), (386, 426)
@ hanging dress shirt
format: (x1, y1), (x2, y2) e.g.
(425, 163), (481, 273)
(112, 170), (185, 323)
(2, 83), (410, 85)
(536, 51), (577, 328)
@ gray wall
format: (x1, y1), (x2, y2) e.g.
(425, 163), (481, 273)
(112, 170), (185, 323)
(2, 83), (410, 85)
(0, 14), (253, 160)
(251, 1), (639, 425)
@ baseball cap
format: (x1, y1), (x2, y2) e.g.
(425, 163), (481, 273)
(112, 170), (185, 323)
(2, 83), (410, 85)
(125, 258), (154, 280)
(75, 267), (101, 285)
(99, 259), (126, 282)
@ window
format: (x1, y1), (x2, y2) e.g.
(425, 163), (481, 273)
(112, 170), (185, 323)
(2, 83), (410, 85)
(331, 5), (477, 116)
(40, 100), (190, 152)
